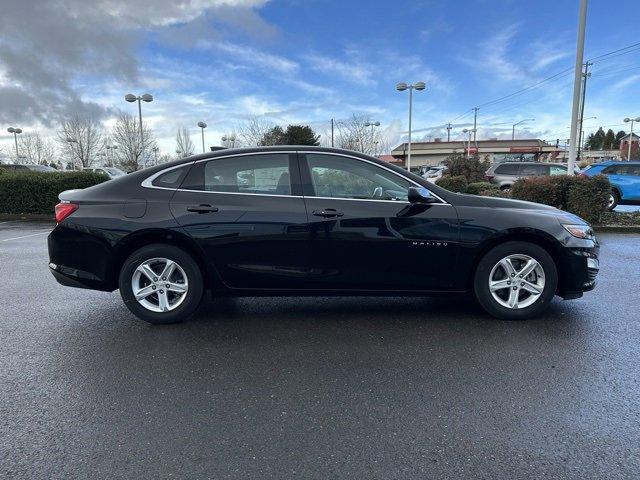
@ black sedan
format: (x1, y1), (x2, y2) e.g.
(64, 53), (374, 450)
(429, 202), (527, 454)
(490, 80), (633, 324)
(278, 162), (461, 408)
(48, 147), (599, 324)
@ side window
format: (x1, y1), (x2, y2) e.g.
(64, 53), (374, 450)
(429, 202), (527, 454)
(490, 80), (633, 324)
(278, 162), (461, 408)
(629, 165), (640, 176)
(306, 154), (411, 201)
(603, 165), (619, 175)
(549, 165), (567, 176)
(495, 164), (520, 175)
(195, 154), (291, 195)
(152, 165), (190, 188)
(520, 164), (540, 176)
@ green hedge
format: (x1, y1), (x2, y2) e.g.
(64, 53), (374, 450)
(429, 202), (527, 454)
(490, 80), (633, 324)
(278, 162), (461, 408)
(466, 181), (497, 195)
(435, 175), (468, 193)
(511, 174), (610, 224)
(0, 171), (108, 214)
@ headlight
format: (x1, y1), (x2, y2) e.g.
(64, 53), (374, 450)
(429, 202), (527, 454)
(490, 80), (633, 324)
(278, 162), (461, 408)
(562, 224), (594, 239)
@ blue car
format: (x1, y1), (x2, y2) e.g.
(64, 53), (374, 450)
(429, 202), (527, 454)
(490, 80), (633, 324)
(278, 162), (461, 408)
(581, 161), (640, 210)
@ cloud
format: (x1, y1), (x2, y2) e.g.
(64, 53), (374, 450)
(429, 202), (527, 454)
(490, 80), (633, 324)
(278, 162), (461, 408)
(305, 54), (375, 85)
(203, 41), (299, 73)
(0, 0), (271, 126)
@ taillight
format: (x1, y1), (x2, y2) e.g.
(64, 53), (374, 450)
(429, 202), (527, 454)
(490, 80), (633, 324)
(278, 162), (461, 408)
(485, 174), (494, 181)
(55, 202), (78, 223)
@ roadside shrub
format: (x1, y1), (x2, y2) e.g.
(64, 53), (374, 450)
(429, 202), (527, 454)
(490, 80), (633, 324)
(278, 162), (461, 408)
(466, 181), (497, 195)
(0, 171), (108, 215)
(442, 153), (490, 183)
(435, 175), (467, 193)
(510, 174), (610, 224)
(479, 188), (511, 198)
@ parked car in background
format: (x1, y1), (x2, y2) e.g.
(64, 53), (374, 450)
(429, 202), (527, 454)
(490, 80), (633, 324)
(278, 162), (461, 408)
(419, 165), (447, 183)
(0, 164), (56, 172)
(83, 166), (127, 179)
(485, 162), (580, 191)
(580, 161), (640, 210)
(49, 146), (599, 325)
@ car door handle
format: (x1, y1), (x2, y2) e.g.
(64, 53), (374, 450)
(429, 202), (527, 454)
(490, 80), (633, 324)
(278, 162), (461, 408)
(312, 208), (344, 218)
(187, 204), (219, 214)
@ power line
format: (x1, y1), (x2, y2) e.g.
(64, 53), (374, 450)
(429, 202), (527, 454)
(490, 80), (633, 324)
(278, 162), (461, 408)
(587, 41), (640, 62)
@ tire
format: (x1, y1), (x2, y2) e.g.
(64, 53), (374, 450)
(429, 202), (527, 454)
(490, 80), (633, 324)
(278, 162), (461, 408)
(608, 190), (619, 211)
(474, 241), (558, 320)
(119, 244), (204, 324)
(500, 184), (512, 192)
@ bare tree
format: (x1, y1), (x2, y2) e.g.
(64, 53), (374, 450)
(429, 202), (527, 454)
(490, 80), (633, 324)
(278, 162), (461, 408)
(111, 112), (155, 171)
(57, 115), (103, 169)
(332, 114), (386, 156)
(237, 115), (276, 147)
(21, 132), (57, 165)
(175, 127), (195, 158)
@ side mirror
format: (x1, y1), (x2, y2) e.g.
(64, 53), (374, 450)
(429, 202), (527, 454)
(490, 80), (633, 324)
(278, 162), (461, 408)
(408, 186), (437, 204)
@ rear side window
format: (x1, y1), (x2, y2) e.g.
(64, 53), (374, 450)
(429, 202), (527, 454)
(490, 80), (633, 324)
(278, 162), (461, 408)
(152, 165), (190, 188)
(519, 164), (543, 176)
(182, 154), (292, 195)
(495, 164), (520, 175)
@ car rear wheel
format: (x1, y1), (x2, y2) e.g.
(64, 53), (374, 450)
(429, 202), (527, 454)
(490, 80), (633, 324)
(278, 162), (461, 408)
(119, 244), (204, 324)
(474, 241), (557, 320)
(608, 190), (619, 211)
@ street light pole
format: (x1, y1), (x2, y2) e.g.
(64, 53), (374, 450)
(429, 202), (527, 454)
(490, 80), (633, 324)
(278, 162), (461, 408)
(462, 128), (476, 159)
(6, 127), (22, 159)
(511, 119), (535, 140)
(396, 82), (426, 171)
(567, 0), (588, 176)
(197, 121), (208, 153)
(364, 121), (380, 155)
(624, 117), (640, 160)
(125, 93), (153, 168)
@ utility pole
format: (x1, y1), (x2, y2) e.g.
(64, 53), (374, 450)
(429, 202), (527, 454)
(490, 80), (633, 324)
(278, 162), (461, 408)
(568, 0), (588, 176)
(446, 123), (452, 142)
(331, 119), (334, 148)
(472, 107), (479, 144)
(577, 61), (592, 161)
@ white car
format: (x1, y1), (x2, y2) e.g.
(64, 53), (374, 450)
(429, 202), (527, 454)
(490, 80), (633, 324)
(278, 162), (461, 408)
(423, 166), (447, 183)
(84, 166), (127, 179)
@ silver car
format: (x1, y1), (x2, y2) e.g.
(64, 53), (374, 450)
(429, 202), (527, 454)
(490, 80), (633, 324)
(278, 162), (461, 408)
(485, 162), (578, 191)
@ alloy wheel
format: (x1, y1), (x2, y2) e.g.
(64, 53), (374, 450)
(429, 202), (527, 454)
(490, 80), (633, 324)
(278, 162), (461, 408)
(131, 257), (189, 312)
(488, 254), (545, 309)
(608, 194), (615, 209)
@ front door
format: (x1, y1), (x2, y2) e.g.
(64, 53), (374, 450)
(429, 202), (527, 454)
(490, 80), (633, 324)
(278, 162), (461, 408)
(170, 152), (310, 289)
(299, 152), (460, 291)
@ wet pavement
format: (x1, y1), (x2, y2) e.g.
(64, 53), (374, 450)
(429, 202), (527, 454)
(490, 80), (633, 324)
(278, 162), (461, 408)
(1, 221), (639, 479)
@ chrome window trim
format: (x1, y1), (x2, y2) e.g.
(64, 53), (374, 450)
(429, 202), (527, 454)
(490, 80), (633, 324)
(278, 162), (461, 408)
(299, 150), (449, 205)
(141, 150), (450, 205)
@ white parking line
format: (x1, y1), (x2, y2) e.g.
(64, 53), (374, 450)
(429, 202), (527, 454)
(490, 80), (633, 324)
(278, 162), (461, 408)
(1, 231), (50, 242)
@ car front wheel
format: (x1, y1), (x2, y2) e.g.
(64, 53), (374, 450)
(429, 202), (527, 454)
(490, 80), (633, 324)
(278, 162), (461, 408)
(608, 191), (619, 211)
(119, 244), (204, 324)
(474, 241), (558, 320)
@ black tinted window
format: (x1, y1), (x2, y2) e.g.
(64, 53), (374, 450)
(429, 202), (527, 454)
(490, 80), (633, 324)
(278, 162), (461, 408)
(152, 165), (190, 188)
(495, 164), (520, 175)
(306, 154), (411, 201)
(183, 154), (291, 195)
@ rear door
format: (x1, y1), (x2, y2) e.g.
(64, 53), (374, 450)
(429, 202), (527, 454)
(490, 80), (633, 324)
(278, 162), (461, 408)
(604, 164), (640, 200)
(169, 152), (310, 289)
(298, 152), (460, 291)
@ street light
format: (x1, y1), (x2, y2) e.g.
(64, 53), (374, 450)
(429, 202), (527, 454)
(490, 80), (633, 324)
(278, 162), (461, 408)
(462, 128), (477, 159)
(396, 81), (426, 171)
(623, 117), (640, 160)
(125, 93), (153, 167)
(511, 118), (535, 140)
(105, 145), (118, 167)
(221, 134), (237, 148)
(364, 121), (380, 155)
(197, 121), (208, 153)
(152, 146), (159, 165)
(65, 137), (78, 170)
(7, 127), (22, 159)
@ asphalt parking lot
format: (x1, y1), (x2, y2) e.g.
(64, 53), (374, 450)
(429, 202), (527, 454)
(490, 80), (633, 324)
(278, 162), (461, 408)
(1, 221), (639, 479)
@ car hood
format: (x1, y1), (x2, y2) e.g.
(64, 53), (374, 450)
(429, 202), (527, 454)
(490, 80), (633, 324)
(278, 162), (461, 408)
(452, 192), (559, 211)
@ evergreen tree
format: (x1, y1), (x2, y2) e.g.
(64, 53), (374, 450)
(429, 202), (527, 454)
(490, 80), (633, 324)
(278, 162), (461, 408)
(259, 126), (287, 146)
(615, 130), (627, 149)
(603, 129), (616, 150)
(284, 125), (320, 146)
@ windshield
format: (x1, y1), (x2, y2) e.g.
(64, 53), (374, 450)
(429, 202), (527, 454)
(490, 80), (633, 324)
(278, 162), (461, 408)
(104, 167), (126, 176)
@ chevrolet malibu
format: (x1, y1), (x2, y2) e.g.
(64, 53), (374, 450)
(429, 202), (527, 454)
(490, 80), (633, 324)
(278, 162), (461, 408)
(48, 147), (599, 324)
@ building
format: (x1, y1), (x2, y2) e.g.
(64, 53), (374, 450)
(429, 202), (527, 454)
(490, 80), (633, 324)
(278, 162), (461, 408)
(389, 138), (561, 168)
(619, 132), (640, 160)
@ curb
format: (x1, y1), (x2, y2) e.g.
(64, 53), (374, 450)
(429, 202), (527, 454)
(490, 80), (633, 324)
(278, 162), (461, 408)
(0, 213), (53, 222)
(593, 225), (640, 233)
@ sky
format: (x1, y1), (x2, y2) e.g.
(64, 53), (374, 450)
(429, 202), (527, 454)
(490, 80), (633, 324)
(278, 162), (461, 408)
(1, 0), (639, 158)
